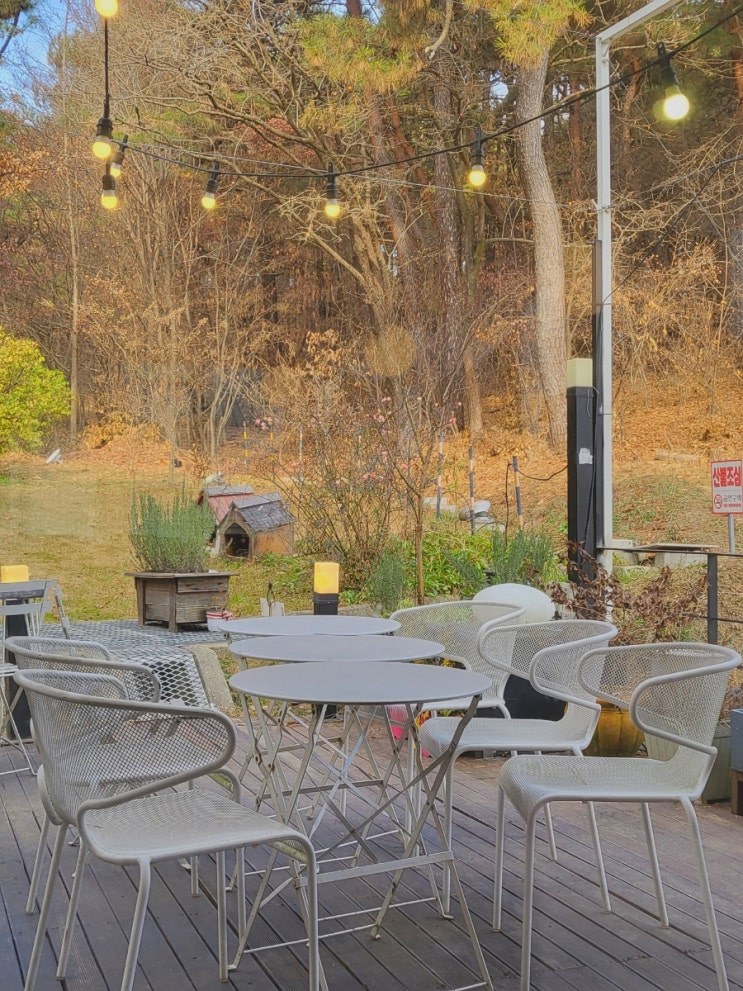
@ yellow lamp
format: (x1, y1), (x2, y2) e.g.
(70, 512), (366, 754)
(1, 564), (30, 583)
(313, 561), (340, 614)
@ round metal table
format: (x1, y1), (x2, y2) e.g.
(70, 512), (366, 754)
(229, 633), (444, 665)
(217, 615), (400, 638)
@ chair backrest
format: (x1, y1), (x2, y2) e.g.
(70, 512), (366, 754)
(14, 668), (235, 826)
(5, 635), (161, 702)
(391, 601), (524, 668)
(578, 642), (741, 796)
(478, 619), (616, 685)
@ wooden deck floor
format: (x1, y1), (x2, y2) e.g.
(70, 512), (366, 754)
(2, 726), (742, 991)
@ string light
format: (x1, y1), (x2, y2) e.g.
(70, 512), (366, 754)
(324, 161), (340, 219)
(468, 126), (487, 188)
(201, 162), (220, 210)
(94, 0), (118, 16)
(92, 17), (113, 160)
(101, 164), (118, 210)
(109, 135), (128, 178)
(657, 43), (690, 121)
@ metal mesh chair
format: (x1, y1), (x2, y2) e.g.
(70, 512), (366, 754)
(15, 668), (319, 991)
(390, 600), (525, 715)
(7, 635), (162, 914)
(419, 619), (617, 911)
(494, 641), (741, 991)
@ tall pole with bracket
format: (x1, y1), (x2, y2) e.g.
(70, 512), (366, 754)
(595, 0), (685, 571)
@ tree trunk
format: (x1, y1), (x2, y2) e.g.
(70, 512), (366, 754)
(514, 55), (567, 448)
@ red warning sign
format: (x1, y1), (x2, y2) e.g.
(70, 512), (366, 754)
(711, 460), (743, 514)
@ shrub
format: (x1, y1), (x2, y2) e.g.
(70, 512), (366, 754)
(366, 548), (407, 613)
(129, 490), (215, 573)
(484, 529), (558, 588)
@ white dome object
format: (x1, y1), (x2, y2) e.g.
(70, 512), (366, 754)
(473, 583), (555, 624)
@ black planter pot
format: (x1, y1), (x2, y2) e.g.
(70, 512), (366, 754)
(478, 675), (564, 721)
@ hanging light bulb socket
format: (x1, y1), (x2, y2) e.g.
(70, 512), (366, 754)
(657, 42), (690, 121)
(92, 17), (114, 159)
(468, 125), (487, 189)
(101, 164), (118, 210)
(201, 162), (220, 210)
(324, 161), (341, 219)
(109, 134), (128, 178)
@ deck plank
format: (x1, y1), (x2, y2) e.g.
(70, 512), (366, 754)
(2, 725), (743, 991)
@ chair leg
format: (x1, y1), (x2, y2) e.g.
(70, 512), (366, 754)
(120, 860), (151, 991)
(216, 851), (228, 981)
(441, 761), (456, 915)
(300, 838), (320, 991)
(641, 802), (668, 926)
(520, 813), (539, 991)
(56, 841), (90, 978)
(585, 801), (611, 912)
(24, 825), (68, 991)
(493, 785), (506, 931)
(681, 797), (729, 991)
(25, 813), (52, 914)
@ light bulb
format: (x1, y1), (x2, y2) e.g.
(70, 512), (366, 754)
(92, 135), (112, 160)
(201, 191), (217, 210)
(468, 164), (487, 188)
(92, 116), (113, 160)
(101, 171), (118, 209)
(324, 198), (341, 219)
(95, 0), (118, 16)
(662, 85), (689, 121)
(109, 159), (122, 179)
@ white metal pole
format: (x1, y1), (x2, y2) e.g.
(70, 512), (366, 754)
(594, 0), (686, 573)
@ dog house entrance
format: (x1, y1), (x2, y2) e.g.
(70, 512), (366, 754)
(223, 525), (251, 558)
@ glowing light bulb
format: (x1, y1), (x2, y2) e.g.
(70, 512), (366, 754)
(95, 0), (119, 16)
(324, 198), (341, 219)
(468, 164), (487, 188)
(201, 191), (217, 210)
(92, 116), (113, 160)
(662, 85), (689, 121)
(101, 173), (118, 210)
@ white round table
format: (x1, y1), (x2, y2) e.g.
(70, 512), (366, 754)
(217, 615), (400, 638)
(229, 633), (445, 665)
(231, 661), (488, 707)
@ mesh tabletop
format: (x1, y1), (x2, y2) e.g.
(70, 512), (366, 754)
(229, 633), (445, 663)
(231, 660), (489, 705)
(217, 615), (400, 637)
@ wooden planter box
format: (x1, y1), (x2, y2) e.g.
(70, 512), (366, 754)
(128, 571), (234, 632)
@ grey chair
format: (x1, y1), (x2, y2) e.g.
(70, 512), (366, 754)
(419, 619), (617, 912)
(494, 642), (740, 991)
(6, 635), (161, 914)
(16, 668), (320, 991)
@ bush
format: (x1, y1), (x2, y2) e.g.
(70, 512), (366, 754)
(484, 529), (558, 588)
(129, 490), (215, 573)
(366, 548), (407, 613)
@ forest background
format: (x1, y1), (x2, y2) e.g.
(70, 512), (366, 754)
(2, 0), (743, 631)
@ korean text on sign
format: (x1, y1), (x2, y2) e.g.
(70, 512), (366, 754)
(710, 460), (743, 515)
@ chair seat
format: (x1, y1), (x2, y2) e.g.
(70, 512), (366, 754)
(500, 753), (698, 820)
(419, 715), (590, 759)
(83, 788), (305, 863)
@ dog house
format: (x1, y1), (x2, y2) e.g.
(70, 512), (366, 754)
(214, 493), (296, 559)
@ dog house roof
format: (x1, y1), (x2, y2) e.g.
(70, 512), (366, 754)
(219, 492), (296, 534)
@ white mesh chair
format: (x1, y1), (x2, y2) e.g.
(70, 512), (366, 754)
(494, 641), (741, 991)
(6, 635), (162, 914)
(419, 619), (617, 911)
(390, 600), (525, 716)
(15, 668), (319, 991)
